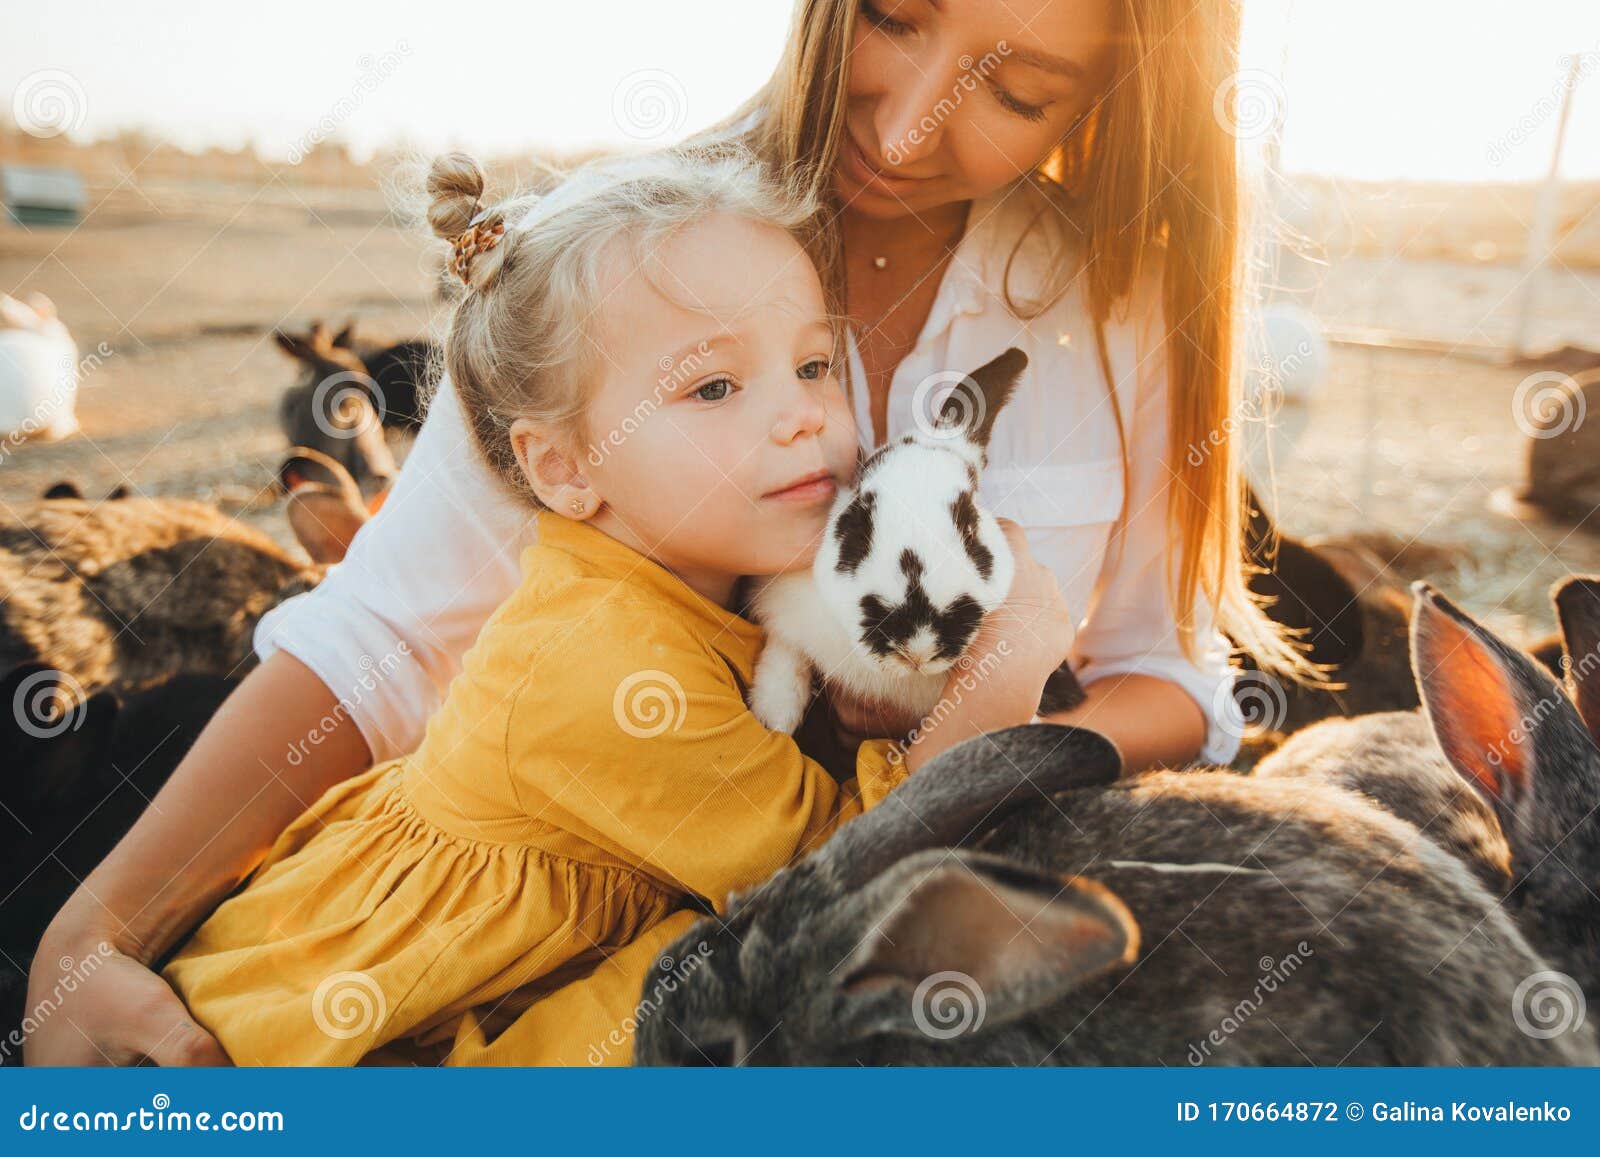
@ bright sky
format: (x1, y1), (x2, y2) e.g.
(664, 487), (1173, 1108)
(2, 0), (1596, 181)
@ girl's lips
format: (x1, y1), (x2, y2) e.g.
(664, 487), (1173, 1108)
(839, 133), (936, 197)
(764, 472), (838, 506)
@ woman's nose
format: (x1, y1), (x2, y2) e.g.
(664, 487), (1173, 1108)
(873, 51), (960, 166)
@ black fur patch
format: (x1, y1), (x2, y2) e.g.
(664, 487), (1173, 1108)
(834, 490), (877, 575)
(951, 491), (993, 581)
(858, 550), (987, 662)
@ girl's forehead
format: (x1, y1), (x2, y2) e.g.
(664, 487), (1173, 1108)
(596, 220), (825, 343)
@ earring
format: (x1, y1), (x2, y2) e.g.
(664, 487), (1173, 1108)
(568, 498), (586, 515)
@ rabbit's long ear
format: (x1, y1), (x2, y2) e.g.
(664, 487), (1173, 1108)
(814, 724), (1121, 894)
(834, 850), (1138, 1037)
(1411, 583), (1598, 842)
(273, 329), (314, 363)
(937, 347), (1028, 448)
(1554, 576), (1600, 746)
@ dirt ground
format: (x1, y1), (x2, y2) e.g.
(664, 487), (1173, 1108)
(3, 178), (1599, 646)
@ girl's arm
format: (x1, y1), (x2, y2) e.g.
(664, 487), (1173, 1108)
(27, 652), (370, 1066)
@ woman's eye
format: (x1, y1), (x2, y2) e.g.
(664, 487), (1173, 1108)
(860, 0), (913, 36)
(690, 378), (736, 402)
(993, 87), (1049, 123)
(797, 358), (831, 382)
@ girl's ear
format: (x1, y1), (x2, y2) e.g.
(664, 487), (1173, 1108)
(509, 417), (600, 517)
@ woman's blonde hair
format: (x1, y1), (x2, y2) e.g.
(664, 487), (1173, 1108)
(425, 148), (816, 506)
(710, 0), (1313, 680)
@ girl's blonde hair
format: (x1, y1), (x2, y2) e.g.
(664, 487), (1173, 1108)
(710, 0), (1314, 680)
(425, 148), (816, 506)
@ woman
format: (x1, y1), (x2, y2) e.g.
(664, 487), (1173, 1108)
(28, 0), (1303, 1065)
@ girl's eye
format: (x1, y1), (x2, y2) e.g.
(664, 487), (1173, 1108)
(797, 358), (831, 382)
(993, 87), (1049, 123)
(690, 378), (737, 402)
(860, 0), (913, 36)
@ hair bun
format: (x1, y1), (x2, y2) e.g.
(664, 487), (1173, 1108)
(426, 152), (488, 243)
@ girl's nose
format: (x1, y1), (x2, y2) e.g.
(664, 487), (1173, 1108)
(771, 379), (827, 445)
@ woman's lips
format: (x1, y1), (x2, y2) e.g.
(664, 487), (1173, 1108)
(764, 471), (838, 506)
(839, 132), (936, 197)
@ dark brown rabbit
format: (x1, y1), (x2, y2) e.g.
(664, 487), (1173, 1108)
(273, 320), (400, 497)
(0, 494), (323, 698)
(1513, 367), (1600, 529)
(1231, 489), (1474, 764)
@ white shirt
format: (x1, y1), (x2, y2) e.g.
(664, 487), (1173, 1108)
(255, 178), (1241, 767)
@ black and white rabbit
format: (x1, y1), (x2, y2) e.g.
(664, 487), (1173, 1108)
(745, 347), (1083, 735)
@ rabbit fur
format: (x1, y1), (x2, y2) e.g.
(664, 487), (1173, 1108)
(746, 347), (1081, 734)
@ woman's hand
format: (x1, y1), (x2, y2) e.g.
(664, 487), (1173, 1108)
(894, 519), (1074, 773)
(967, 518), (1075, 696)
(25, 920), (230, 1066)
(826, 686), (924, 747)
(24, 651), (372, 1066)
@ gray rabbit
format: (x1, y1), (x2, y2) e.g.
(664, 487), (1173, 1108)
(1257, 577), (1600, 1010)
(633, 716), (1595, 1065)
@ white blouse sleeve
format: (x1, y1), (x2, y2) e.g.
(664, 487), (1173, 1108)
(1067, 284), (1242, 768)
(253, 374), (534, 764)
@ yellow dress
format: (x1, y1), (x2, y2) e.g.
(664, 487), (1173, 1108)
(162, 511), (906, 1065)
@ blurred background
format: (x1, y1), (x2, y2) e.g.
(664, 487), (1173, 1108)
(1, 0), (1598, 636)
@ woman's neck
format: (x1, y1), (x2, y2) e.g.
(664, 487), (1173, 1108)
(838, 200), (971, 270)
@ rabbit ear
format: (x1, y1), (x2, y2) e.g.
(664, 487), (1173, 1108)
(935, 347), (1028, 448)
(331, 320), (357, 349)
(273, 329), (315, 363)
(1411, 583), (1592, 824)
(1554, 576), (1600, 746)
(835, 850), (1138, 1036)
(813, 724), (1121, 893)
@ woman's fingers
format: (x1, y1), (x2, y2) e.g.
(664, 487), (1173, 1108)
(136, 1008), (232, 1067)
(25, 946), (230, 1066)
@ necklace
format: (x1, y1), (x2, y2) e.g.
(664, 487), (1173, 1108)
(851, 214), (969, 338)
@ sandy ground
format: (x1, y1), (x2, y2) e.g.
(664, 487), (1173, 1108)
(3, 179), (1599, 645)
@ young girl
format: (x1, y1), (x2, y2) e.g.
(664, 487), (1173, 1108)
(156, 150), (1071, 1065)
